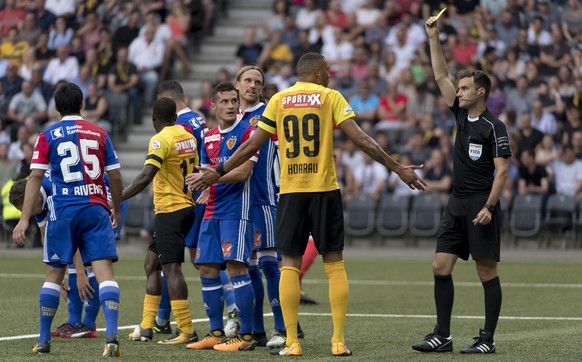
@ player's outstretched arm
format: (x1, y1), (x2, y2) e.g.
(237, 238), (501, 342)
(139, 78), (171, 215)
(339, 119), (427, 191)
(426, 15), (457, 107)
(12, 169), (44, 245)
(121, 165), (158, 201)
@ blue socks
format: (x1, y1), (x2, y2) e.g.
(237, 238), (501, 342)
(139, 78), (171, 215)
(220, 270), (236, 312)
(66, 269), (82, 326)
(39, 282), (60, 343)
(82, 274), (100, 327)
(260, 253), (285, 332)
(231, 274), (255, 335)
(99, 281), (120, 336)
(157, 275), (171, 324)
(200, 277), (224, 331)
(249, 261), (265, 334)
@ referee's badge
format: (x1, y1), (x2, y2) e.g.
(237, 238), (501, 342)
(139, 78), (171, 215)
(469, 143), (482, 161)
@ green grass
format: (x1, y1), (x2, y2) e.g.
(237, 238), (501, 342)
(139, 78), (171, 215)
(0, 248), (581, 361)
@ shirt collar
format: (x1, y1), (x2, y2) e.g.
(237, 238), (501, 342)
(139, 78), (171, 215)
(177, 107), (192, 116)
(60, 115), (84, 121)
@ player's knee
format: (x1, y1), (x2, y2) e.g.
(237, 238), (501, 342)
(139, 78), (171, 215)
(432, 259), (450, 276)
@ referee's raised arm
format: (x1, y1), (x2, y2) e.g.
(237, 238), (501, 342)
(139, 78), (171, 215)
(425, 15), (457, 107)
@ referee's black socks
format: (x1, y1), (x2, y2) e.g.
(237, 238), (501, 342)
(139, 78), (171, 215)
(482, 276), (502, 339)
(434, 274), (454, 337)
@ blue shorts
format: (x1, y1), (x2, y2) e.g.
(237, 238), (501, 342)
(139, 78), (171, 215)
(114, 200), (129, 240)
(184, 201), (206, 248)
(44, 204), (117, 267)
(195, 219), (254, 265)
(252, 204), (277, 251)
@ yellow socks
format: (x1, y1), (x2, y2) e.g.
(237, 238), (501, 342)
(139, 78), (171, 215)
(279, 266), (301, 345)
(170, 299), (194, 334)
(140, 294), (161, 329)
(324, 260), (349, 344)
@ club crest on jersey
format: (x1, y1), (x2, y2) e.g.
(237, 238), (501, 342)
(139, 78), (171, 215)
(222, 241), (232, 257)
(151, 140), (161, 149)
(249, 116), (260, 126)
(282, 93), (322, 108)
(469, 143), (482, 161)
(226, 136), (237, 150)
(50, 127), (64, 140)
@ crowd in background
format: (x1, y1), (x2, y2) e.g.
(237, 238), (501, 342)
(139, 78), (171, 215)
(2, 0), (582, 238)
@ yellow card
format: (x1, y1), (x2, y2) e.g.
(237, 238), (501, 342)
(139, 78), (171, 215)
(434, 7), (447, 20)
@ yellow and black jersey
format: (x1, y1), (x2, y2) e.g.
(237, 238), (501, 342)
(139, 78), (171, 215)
(259, 82), (356, 194)
(145, 125), (198, 213)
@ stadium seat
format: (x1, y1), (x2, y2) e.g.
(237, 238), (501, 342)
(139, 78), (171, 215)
(376, 193), (410, 243)
(123, 189), (153, 236)
(344, 193), (376, 243)
(498, 195), (511, 242)
(409, 193), (442, 240)
(544, 194), (576, 249)
(510, 194), (543, 247)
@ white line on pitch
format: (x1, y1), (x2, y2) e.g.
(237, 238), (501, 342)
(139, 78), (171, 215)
(2, 312), (581, 342)
(1, 273), (581, 289)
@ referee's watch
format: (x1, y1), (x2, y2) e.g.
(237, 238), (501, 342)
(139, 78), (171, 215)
(484, 204), (496, 213)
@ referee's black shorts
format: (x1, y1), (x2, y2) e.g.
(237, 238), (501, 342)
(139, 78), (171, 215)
(436, 194), (501, 261)
(149, 207), (195, 264)
(276, 190), (344, 256)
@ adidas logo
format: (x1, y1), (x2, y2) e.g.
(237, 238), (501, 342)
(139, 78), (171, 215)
(208, 143), (214, 149)
(203, 303), (210, 310)
(50, 253), (59, 260)
(270, 298), (280, 307)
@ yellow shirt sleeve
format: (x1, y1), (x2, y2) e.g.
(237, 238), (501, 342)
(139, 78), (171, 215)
(144, 134), (168, 169)
(330, 90), (356, 127)
(258, 94), (278, 134)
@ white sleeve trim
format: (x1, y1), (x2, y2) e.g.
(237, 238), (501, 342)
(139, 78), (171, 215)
(105, 163), (121, 171)
(30, 163), (50, 170)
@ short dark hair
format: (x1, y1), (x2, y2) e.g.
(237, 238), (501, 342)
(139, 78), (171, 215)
(212, 82), (238, 102)
(457, 69), (491, 99)
(156, 80), (185, 102)
(9, 178), (28, 208)
(153, 97), (177, 124)
(297, 52), (325, 78)
(54, 82), (83, 116)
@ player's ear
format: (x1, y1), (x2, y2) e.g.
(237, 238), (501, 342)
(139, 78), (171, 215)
(478, 88), (485, 97)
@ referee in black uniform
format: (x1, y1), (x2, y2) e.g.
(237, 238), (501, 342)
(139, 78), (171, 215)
(412, 12), (511, 355)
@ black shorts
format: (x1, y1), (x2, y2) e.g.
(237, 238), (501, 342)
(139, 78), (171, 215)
(276, 190), (344, 255)
(436, 195), (501, 261)
(149, 207), (195, 264)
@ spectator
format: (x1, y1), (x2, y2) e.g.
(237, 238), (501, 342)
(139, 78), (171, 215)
(572, 131), (582, 159)
(517, 112), (544, 156)
(333, 147), (355, 204)
(540, 27), (572, 78)
(107, 47), (140, 125)
(385, 11), (427, 50)
(535, 134), (559, 167)
(350, 46), (369, 82)
(263, 0), (288, 35)
(548, 145), (582, 196)
(512, 28), (541, 65)
(76, 11), (102, 51)
(128, 25), (165, 106)
(388, 27), (417, 70)
(34, 0), (56, 31)
(0, 62), (24, 99)
(33, 32), (54, 69)
(309, 13), (334, 47)
(71, 63), (94, 98)
(257, 30), (293, 74)
(486, 76), (506, 116)
(407, 82), (436, 120)
(112, 9), (141, 56)
(268, 62), (296, 92)
(8, 124), (29, 161)
(402, 129), (431, 166)
(14, 141), (33, 180)
(387, 153), (422, 196)
(19, 12), (42, 45)
(0, 142), (18, 187)
(377, 80), (407, 130)
(433, 95), (456, 135)
(95, 28), (114, 83)
(0, 0), (26, 37)
(0, 27), (30, 67)
(7, 79), (47, 128)
(530, 98), (557, 135)
(518, 149), (549, 195)
(141, 11), (171, 46)
(281, 15), (300, 50)
(349, 80), (379, 133)
(69, 35), (86, 65)
(47, 16), (74, 51)
(295, 0), (321, 31)
(536, 0), (559, 32)
(505, 75), (537, 123)
(379, 49), (401, 83)
(480, 0), (507, 18)
(321, 27), (353, 74)
(44, 0), (76, 18)
(528, 15), (551, 46)
(83, 47), (107, 89)
(326, 0), (348, 30)
(30, 66), (53, 103)
(82, 81), (111, 132)
(423, 148), (453, 196)
(367, 62), (387, 95)
(235, 26), (263, 69)
(334, 64), (356, 98)
(160, 0), (192, 80)
(352, 152), (388, 204)
(560, 106), (582, 146)
(451, 27), (477, 67)
(355, 0), (381, 29)
(342, 139), (364, 174)
(293, 29), (321, 70)
(561, 0), (582, 45)
(43, 45), (79, 86)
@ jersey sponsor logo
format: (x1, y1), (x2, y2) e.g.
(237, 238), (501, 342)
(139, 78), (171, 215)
(205, 134), (221, 143)
(222, 241), (232, 257)
(469, 143), (482, 161)
(151, 140), (161, 149)
(50, 127), (64, 140)
(175, 138), (197, 154)
(249, 116), (260, 126)
(189, 116), (204, 129)
(226, 136), (237, 150)
(344, 106), (353, 114)
(282, 93), (322, 109)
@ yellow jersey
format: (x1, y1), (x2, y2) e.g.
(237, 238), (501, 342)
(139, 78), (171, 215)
(145, 125), (198, 214)
(259, 82), (356, 194)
